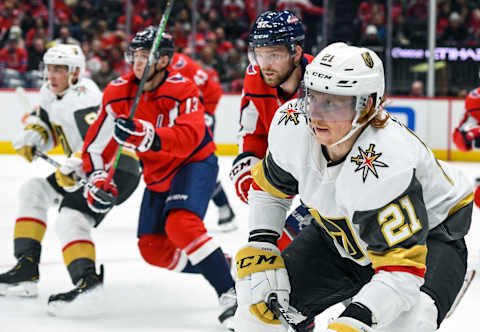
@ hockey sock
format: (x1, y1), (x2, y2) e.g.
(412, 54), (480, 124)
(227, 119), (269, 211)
(14, 217), (47, 264)
(212, 182), (229, 207)
(14, 243), (41, 264)
(194, 248), (235, 297)
(181, 261), (200, 274)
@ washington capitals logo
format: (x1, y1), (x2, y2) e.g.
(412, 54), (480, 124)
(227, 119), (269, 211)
(350, 144), (388, 182)
(278, 108), (302, 125)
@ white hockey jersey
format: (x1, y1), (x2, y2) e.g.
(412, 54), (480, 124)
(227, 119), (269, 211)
(249, 98), (474, 326)
(251, 98), (473, 271)
(26, 78), (102, 156)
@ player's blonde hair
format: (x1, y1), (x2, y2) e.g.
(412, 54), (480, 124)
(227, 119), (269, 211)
(357, 94), (390, 129)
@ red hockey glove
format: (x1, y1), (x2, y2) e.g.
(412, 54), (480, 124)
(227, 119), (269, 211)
(466, 126), (480, 142)
(113, 116), (157, 152)
(453, 126), (480, 151)
(84, 170), (118, 214)
(229, 153), (260, 204)
(453, 128), (472, 151)
(474, 185), (480, 209)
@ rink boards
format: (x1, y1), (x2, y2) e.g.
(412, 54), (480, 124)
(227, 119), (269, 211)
(0, 89), (477, 161)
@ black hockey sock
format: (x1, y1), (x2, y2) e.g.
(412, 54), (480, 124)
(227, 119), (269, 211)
(14, 241), (41, 264)
(212, 182), (229, 207)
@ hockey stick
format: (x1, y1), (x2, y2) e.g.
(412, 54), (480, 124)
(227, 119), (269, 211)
(445, 269), (476, 318)
(267, 294), (299, 332)
(34, 150), (116, 204)
(15, 87), (32, 113)
(15, 86), (34, 124)
(105, 0), (174, 186)
(15, 86), (115, 204)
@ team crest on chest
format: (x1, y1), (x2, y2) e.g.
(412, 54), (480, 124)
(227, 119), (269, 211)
(350, 143), (388, 182)
(278, 108), (301, 125)
(277, 101), (307, 126)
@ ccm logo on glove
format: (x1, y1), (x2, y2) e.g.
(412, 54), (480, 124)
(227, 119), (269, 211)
(236, 246), (285, 279)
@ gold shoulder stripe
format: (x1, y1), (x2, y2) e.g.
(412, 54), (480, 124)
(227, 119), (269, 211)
(251, 160), (290, 199)
(121, 147), (139, 160)
(448, 192), (474, 217)
(368, 245), (427, 271)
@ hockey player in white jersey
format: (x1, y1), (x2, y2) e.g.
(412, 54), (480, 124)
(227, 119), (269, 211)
(234, 43), (473, 332)
(0, 44), (140, 315)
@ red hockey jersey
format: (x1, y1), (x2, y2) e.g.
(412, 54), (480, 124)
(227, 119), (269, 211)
(169, 52), (223, 115)
(453, 87), (480, 151)
(463, 87), (480, 122)
(82, 71), (215, 192)
(238, 54), (314, 158)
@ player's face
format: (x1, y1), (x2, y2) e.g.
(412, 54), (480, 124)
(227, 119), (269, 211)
(132, 50), (155, 80)
(254, 46), (293, 87)
(46, 64), (70, 94)
(306, 90), (356, 146)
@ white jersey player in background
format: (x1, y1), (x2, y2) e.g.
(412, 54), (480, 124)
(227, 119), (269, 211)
(0, 44), (140, 315)
(234, 43), (473, 332)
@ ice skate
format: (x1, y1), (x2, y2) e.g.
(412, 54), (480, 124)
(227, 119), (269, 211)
(218, 286), (237, 331)
(217, 205), (237, 232)
(47, 265), (104, 317)
(0, 255), (39, 297)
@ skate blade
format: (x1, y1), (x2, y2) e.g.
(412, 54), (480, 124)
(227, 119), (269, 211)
(220, 315), (235, 331)
(0, 281), (38, 297)
(46, 286), (105, 317)
(219, 304), (237, 331)
(217, 220), (238, 233)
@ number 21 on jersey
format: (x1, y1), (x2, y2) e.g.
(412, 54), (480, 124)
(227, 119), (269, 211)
(309, 194), (423, 261)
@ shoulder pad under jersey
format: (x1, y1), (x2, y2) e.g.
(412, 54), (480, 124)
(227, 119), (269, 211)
(268, 98), (310, 173)
(247, 63), (257, 75)
(166, 73), (187, 83)
(171, 53), (187, 70)
(109, 76), (128, 86)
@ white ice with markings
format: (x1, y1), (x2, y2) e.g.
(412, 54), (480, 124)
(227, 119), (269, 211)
(0, 155), (478, 331)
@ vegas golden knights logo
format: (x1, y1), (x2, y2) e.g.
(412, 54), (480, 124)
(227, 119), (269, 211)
(361, 52), (374, 68)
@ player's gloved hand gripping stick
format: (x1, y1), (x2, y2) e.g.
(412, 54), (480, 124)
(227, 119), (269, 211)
(104, 0), (174, 187)
(267, 294), (299, 332)
(34, 150), (116, 204)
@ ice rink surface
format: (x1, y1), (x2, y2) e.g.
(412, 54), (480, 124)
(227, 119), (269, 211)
(0, 155), (478, 331)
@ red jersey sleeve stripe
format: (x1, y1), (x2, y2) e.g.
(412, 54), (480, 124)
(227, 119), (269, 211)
(375, 265), (426, 278)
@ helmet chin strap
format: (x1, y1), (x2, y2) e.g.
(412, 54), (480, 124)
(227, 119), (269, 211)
(145, 60), (169, 82)
(51, 70), (79, 98)
(327, 121), (366, 148)
(275, 55), (298, 88)
(327, 109), (379, 148)
(307, 95), (378, 148)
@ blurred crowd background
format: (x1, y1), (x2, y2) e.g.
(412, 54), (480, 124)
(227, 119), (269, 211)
(1, 0), (479, 96)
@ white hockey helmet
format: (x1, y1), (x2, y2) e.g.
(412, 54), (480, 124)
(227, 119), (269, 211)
(303, 42), (385, 146)
(43, 43), (86, 94)
(43, 43), (86, 75)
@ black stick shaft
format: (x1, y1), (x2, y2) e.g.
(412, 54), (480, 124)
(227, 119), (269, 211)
(35, 151), (116, 204)
(106, 0), (174, 184)
(268, 295), (298, 332)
